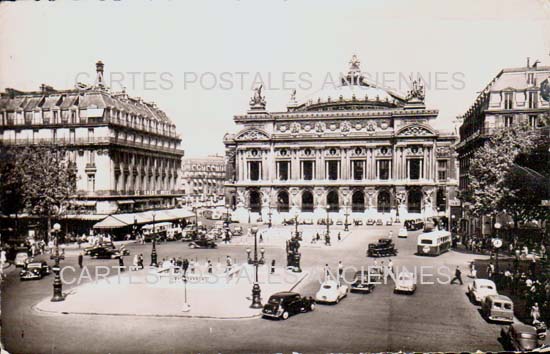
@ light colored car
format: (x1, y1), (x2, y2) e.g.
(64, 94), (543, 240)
(398, 228), (408, 238)
(394, 271), (417, 294)
(467, 279), (497, 304)
(315, 280), (348, 304)
(14, 252), (29, 267)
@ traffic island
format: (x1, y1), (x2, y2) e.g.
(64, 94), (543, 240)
(34, 264), (309, 319)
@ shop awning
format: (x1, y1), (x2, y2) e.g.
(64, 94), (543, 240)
(92, 208), (194, 229)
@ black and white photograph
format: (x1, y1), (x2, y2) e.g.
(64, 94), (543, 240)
(0, 1), (549, 353)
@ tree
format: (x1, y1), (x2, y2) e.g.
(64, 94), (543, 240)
(0, 148), (26, 240)
(0, 146), (77, 241)
(464, 123), (549, 228)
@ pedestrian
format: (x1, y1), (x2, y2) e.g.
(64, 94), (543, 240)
(133, 254), (139, 270)
(118, 256), (125, 272)
(78, 252), (83, 269)
(138, 253), (144, 269)
(469, 261), (476, 278)
(487, 263), (494, 278)
(324, 263), (330, 280)
(388, 259), (394, 275)
(225, 255), (232, 273)
(338, 232), (341, 242)
(259, 233), (264, 243)
(531, 302), (540, 323)
(190, 260), (196, 274)
(450, 266), (463, 285)
(388, 230), (393, 240)
(338, 261), (344, 278)
(183, 258), (189, 275)
(207, 259), (213, 274)
(271, 259), (276, 274)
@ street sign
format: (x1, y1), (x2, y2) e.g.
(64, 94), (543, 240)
(492, 238), (503, 249)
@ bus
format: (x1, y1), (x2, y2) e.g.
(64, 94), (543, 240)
(416, 230), (452, 256)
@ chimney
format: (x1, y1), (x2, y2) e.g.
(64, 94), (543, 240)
(96, 60), (105, 86)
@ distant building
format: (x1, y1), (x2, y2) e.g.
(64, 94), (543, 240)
(224, 56), (459, 224)
(180, 155), (226, 204)
(0, 61), (184, 220)
(456, 59), (550, 237)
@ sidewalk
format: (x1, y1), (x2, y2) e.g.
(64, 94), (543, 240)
(34, 264), (310, 319)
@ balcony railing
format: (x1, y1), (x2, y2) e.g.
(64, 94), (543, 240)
(0, 137), (184, 155)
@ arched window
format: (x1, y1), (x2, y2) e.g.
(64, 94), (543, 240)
(377, 190), (391, 213)
(327, 190), (339, 212)
(408, 189), (422, 214)
(277, 191), (289, 212)
(352, 191), (365, 212)
(249, 190), (261, 213)
(301, 190), (314, 212)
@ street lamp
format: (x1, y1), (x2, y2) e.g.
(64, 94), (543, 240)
(182, 274), (190, 312)
(224, 204), (231, 243)
(326, 206), (330, 237)
(494, 222), (502, 275)
(247, 226), (263, 308)
(294, 213), (299, 237)
(150, 212), (158, 267)
(51, 222), (64, 302)
(344, 206), (350, 232)
(268, 208), (272, 228)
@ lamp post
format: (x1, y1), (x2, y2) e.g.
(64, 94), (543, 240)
(247, 226), (263, 308)
(326, 206), (330, 237)
(494, 222), (502, 275)
(268, 208), (272, 228)
(182, 274), (190, 312)
(51, 222), (64, 302)
(225, 204), (231, 242)
(344, 206), (350, 232)
(294, 213), (299, 237)
(150, 212), (158, 267)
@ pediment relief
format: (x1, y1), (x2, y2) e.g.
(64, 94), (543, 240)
(235, 128), (270, 141)
(397, 124), (435, 137)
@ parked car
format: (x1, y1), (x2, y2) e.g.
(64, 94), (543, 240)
(353, 219), (363, 226)
(350, 270), (376, 293)
(14, 252), (29, 267)
(367, 239), (397, 257)
(376, 219), (383, 226)
(501, 323), (541, 352)
(394, 271), (417, 294)
(89, 247), (122, 259)
(398, 228), (408, 238)
(262, 292), (315, 320)
(335, 219), (344, 226)
(467, 279), (498, 304)
(303, 219), (314, 225)
(385, 219), (393, 226)
(20, 260), (51, 280)
(481, 294), (514, 323)
(188, 238), (217, 249)
(315, 280), (348, 304)
(366, 219), (375, 226)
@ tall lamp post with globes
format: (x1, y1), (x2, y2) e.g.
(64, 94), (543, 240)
(246, 226), (264, 308)
(493, 222), (502, 275)
(344, 205), (350, 232)
(150, 212), (158, 267)
(51, 222), (64, 302)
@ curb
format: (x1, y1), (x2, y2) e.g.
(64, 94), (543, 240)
(31, 271), (311, 320)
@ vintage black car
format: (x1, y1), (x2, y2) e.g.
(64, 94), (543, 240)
(404, 219), (424, 231)
(367, 238), (397, 257)
(262, 291), (315, 320)
(84, 242), (115, 255)
(500, 323), (541, 352)
(188, 238), (217, 249)
(350, 270), (376, 293)
(89, 247), (122, 259)
(20, 260), (51, 280)
(366, 219), (375, 226)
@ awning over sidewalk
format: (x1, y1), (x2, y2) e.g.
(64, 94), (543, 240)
(93, 208), (194, 229)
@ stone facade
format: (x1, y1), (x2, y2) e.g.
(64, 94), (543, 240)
(224, 56), (458, 223)
(180, 155), (226, 204)
(0, 61), (184, 216)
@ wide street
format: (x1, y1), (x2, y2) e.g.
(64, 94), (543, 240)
(3, 224), (507, 353)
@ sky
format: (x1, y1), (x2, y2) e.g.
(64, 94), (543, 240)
(1, 0), (549, 157)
